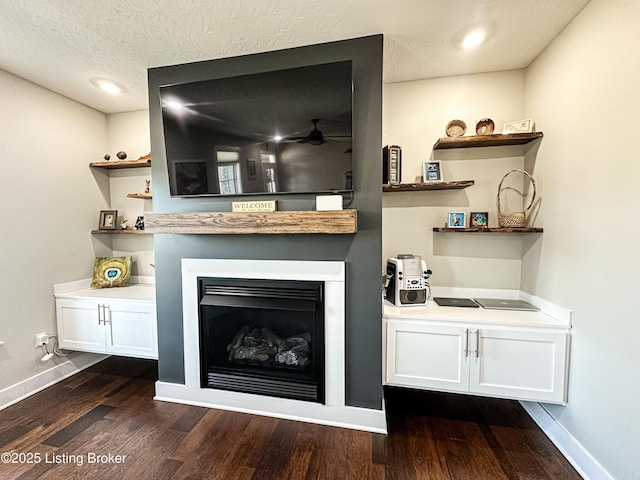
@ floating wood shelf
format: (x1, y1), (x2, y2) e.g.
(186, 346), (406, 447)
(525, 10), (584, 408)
(433, 227), (543, 233)
(90, 158), (151, 169)
(433, 132), (543, 150)
(126, 192), (153, 199)
(145, 210), (358, 235)
(383, 180), (474, 192)
(91, 229), (149, 235)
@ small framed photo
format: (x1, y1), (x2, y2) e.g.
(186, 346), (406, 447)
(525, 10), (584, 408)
(470, 211), (489, 228)
(423, 161), (443, 182)
(98, 210), (118, 230)
(448, 212), (466, 228)
(503, 118), (534, 134)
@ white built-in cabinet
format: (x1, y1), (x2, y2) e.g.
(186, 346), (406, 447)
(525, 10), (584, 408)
(384, 303), (570, 404)
(382, 133), (569, 403)
(54, 282), (157, 359)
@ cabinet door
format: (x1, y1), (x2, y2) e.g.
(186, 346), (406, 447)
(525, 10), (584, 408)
(105, 301), (158, 359)
(56, 299), (106, 352)
(470, 328), (568, 403)
(386, 320), (469, 392)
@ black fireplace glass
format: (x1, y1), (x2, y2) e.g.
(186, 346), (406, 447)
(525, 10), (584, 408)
(198, 277), (325, 403)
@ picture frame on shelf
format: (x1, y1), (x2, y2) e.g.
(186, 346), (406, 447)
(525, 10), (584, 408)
(470, 212), (489, 228)
(98, 210), (118, 230)
(423, 161), (443, 182)
(448, 212), (466, 228)
(503, 118), (534, 134)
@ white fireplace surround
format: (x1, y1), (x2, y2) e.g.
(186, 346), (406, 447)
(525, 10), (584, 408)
(154, 258), (387, 433)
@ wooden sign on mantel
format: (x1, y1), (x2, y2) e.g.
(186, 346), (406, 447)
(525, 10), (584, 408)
(232, 200), (277, 212)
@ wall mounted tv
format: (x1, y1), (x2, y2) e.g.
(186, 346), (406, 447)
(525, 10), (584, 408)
(159, 61), (353, 197)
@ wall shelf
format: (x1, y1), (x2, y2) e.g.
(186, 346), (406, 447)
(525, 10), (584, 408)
(90, 157), (151, 169)
(89, 155), (151, 237)
(383, 180), (474, 192)
(433, 132), (543, 150)
(91, 230), (149, 235)
(126, 192), (152, 199)
(145, 210), (358, 235)
(433, 227), (543, 233)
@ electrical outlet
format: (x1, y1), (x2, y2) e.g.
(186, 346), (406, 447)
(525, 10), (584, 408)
(35, 332), (49, 348)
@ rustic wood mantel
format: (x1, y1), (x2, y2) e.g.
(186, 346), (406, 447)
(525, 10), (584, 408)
(144, 210), (358, 234)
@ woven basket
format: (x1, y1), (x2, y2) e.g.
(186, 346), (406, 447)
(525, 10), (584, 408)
(497, 169), (536, 228)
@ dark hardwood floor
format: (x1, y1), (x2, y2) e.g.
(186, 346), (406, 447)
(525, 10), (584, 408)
(0, 357), (581, 479)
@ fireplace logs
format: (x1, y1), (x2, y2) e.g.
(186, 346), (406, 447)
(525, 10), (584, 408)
(227, 326), (311, 368)
(227, 325), (250, 352)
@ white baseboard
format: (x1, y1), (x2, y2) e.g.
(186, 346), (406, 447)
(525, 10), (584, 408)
(520, 401), (613, 480)
(155, 381), (388, 434)
(0, 353), (109, 411)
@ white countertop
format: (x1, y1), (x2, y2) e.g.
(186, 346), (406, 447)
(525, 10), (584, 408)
(53, 277), (155, 303)
(383, 299), (570, 330)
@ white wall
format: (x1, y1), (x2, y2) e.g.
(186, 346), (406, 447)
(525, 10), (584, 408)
(383, 71), (536, 288)
(524, 0), (640, 478)
(0, 69), (108, 388)
(106, 111), (154, 277)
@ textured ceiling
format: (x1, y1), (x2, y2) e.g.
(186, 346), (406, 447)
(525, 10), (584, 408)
(0, 0), (590, 114)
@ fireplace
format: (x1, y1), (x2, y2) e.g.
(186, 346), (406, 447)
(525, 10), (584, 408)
(198, 277), (325, 402)
(153, 258), (387, 433)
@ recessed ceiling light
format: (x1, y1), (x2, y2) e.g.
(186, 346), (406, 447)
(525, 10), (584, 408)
(462, 30), (486, 49)
(273, 135), (282, 142)
(92, 78), (123, 94)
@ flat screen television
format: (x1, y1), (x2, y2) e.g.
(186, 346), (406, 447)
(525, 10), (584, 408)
(159, 61), (353, 197)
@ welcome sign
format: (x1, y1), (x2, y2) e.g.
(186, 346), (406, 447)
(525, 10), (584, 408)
(231, 200), (277, 212)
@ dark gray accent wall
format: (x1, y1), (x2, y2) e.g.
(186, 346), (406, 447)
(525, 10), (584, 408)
(147, 35), (383, 409)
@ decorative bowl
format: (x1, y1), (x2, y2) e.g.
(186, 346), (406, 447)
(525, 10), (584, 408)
(476, 118), (495, 135)
(445, 119), (467, 137)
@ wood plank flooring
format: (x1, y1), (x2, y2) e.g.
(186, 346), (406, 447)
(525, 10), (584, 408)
(0, 357), (581, 479)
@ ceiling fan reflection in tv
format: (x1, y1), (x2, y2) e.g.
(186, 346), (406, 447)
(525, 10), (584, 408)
(287, 118), (351, 146)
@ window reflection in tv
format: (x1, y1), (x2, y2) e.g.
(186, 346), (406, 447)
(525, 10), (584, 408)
(160, 61), (353, 197)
